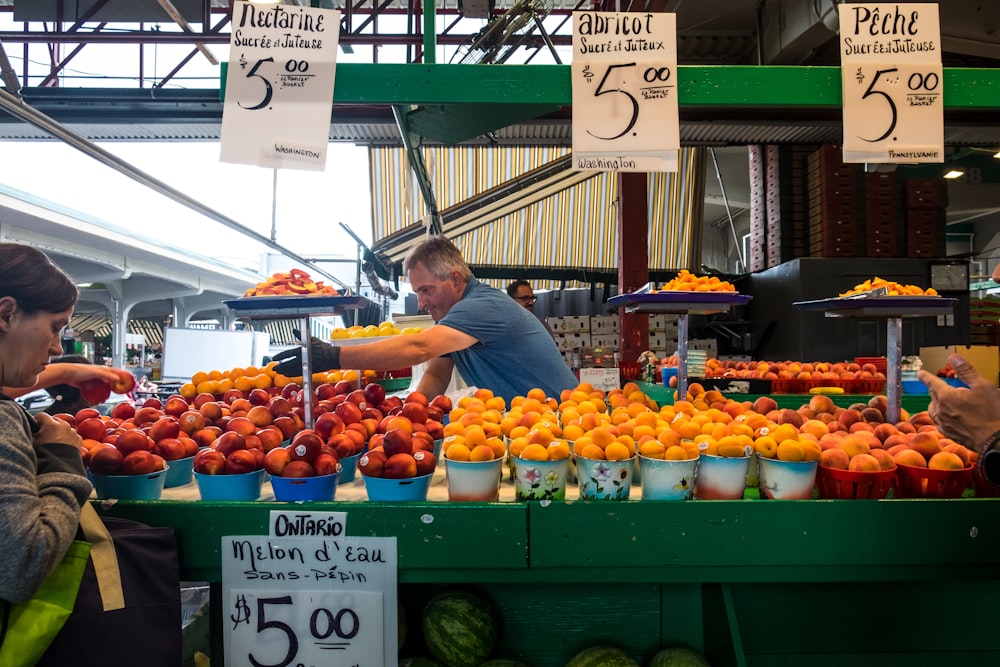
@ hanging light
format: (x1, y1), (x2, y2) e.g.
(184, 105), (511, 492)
(943, 168), (965, 179)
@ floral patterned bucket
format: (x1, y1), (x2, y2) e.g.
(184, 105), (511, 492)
(574, 455), (635, 501)
(511, 456), (569, 501)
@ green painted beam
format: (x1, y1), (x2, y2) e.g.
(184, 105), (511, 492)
(221, 64), (1000, 109)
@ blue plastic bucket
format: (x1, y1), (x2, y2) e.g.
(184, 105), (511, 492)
(362, 472), (432, 501)
(661, 366), (678, 385)
(163, 455), (195, 488)
(338, 452), (362, 484)
(92, 467), (168, 500)
(194, 469), (264, 501)
(271, 472), (340, 501)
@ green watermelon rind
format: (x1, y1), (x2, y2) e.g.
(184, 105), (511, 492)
(647, 647), (712, 667)
(479, 660), (531, 667)
(422, 590), (499, 667)
(565, 644), (640, 667)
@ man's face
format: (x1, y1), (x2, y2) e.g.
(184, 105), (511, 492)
(512, 285), (536, 312)
(408, 263), (465, 322)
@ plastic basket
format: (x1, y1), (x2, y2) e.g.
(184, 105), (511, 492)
(92, 467), (168, 500)
(163, 455), (195, 488)
(856, 378), (887, 395)
(894, 463), (973, 499)
(362, 472), (432, 501)
(338, 452), (362, 484)
(901, 380), (928, 394)
(271, 472), (340, 501)
(194, 469), (264, 501)
(769, 378), (798, 394)
(816, 465), (895, 500)
(855, 356), (888, 373)
(972, 466), (1000, 498)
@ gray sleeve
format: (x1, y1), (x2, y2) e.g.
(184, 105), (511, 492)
(0, 403), (92, 603)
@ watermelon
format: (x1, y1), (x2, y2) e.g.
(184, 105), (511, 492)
(565, 645), (640, 667)
(422, 589), (499, 667)
(648, 647), (711, 667)
(479, 661), (531, 667)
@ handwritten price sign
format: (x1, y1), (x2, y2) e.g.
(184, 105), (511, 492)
(228, 590), (382, 667)
(571, 12), (679, 172)
(222, 535), (398, 667)
(839, 3), (943, 163)
(220, 1), (341, 171)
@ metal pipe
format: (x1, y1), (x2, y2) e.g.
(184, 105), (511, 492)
(0, 86), (350, 290)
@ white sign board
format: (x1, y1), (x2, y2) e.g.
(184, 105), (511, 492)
(221, 1), (341, 171)
(579, 367), (621, 393)
(222, 535), (397, 667)
(839, 3), (943, 164)
(572, 12), (679, 172)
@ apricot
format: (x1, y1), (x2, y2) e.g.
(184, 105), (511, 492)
(893, 448), (927, 468)
(776, 440), (805, 462)
(848, 454), (881, 472)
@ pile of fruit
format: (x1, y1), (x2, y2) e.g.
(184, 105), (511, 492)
(243, 268), (340, 297)
(331, 320), (425, 339)
(839, 277), (938, 297)
(654, 269), (736, 293)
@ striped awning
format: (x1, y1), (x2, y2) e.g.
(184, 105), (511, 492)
(369, 145), (704, 289)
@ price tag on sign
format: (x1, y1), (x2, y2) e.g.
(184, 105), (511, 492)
(839, 3), (943, 164)
(220, 1), (341, 171)
(228, 589), (383, 667)
(572, 11), (679, 172)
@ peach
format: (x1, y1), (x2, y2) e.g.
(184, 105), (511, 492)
(819, 448), (850, 470)
(808, 394), (836, 415)
(893, 448), (927, 468)
(752, 396), (778, 415)
(869, 448), (896, 471)
(838, 434), (871, 459)
(800, 419), (830, 439)
(941, 443), (973, 467)
(908, 432), (941, 460)
(928, 451), (966, 470)
(838, 409), (863, 428)
(848, 453), (881, 472)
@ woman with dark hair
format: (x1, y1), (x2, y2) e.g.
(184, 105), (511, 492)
(0, 243), (121, 606)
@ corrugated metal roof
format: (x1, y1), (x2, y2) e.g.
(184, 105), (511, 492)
(369, 145), (704, 289)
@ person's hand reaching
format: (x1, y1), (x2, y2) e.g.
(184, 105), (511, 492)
(918, 354), (1000, 451)
(272, 330), (341, 377)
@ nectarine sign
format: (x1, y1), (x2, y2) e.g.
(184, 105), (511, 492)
(220, 1), (341, 171)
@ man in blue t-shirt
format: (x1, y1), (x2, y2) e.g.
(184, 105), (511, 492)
(274, 236), (578, 402)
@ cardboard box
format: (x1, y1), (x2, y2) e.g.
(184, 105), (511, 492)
(578, 346), (615, 368)
(590, 315), (619, 333)
(590, 334), (619, 349)
(695, 378), (773, 394)
(554, 332), (592, 352)
(552, 315), (590, 333)
(919, 345), (999, 387)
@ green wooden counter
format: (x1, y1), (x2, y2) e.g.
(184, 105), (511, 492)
(97, 496), (1000, 667)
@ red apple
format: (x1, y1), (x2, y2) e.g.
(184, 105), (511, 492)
(400, 402), (428, 424)
(267, 395), (293, 418)
(76, 417), (107, 441)
(256, 427), (285, 452)
(224, 449), (259, 475)
(280, 383), (301, 399)
(142, 397), (163, 410)
(247, 388), (270, 406)
(178, 410), (206, 435)
(346, 389), (368, 408)
(405, 391), (429, 407)
(333, 380), (355, 396)
(315, 383), (338, 401)
(75, 407), (101, 423)
(429, 394), (452, 413)
(133, 406), (162, 426)
(163, 396), (189, 418)
(191, 427), (220, 448)
(179, 437), (200, 457)
(272, 415), (298, 440)
(329, 433), (357, 459)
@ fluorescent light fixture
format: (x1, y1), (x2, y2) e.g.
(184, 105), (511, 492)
(75, 282), (93, 288)
(943, 169), (965, 179)
(993, 150), (1000, 159)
